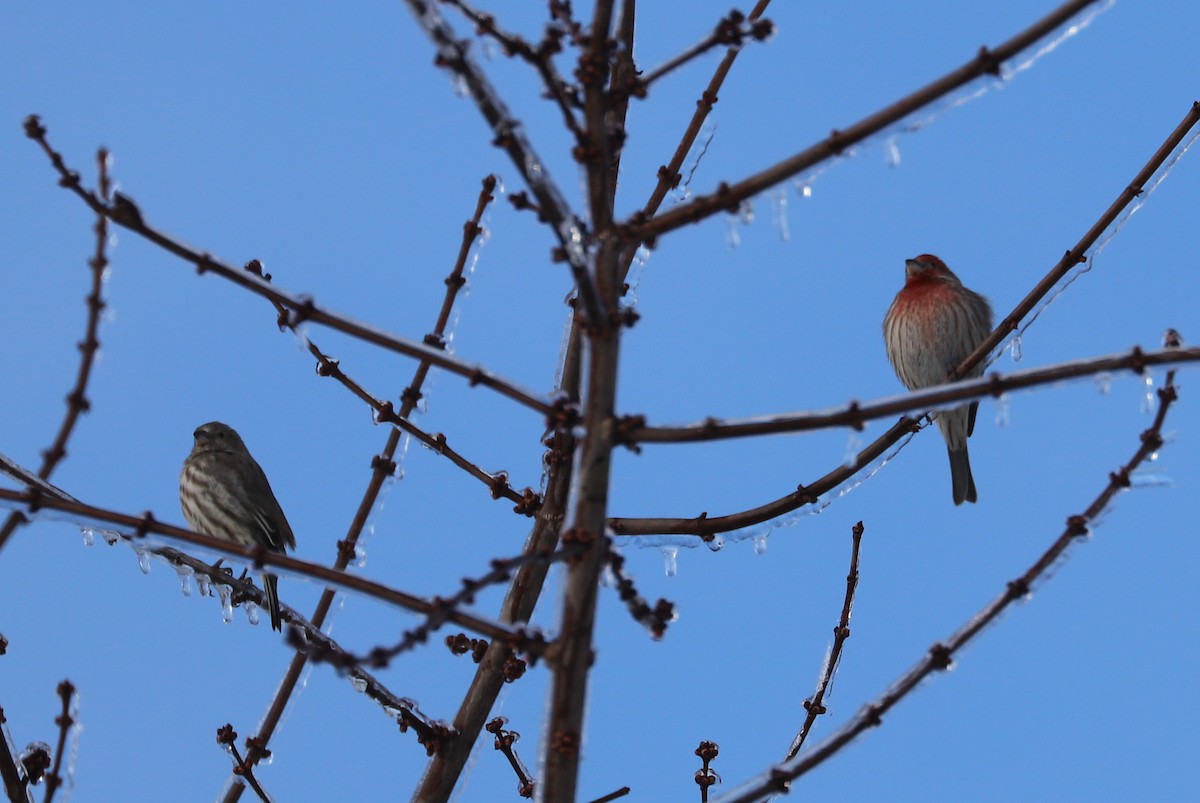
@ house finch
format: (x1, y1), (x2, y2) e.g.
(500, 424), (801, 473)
(180, 422), (295, 630)
(883, 254), (993, 505)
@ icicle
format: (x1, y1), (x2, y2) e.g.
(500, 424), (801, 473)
(994, 394), (1010, 428)
(751, 532), (769, 555)
(884, 135), (901, 167)
(80, 527), (95, 547)
(661, 546), (678, 577)
(216, 584), (234, 623)
(175, 564), (196, 597)
(770, 188), (790, 242)
(1140, 372), (1156, 414)
(1009, 335), (1023, 362)
(133, 546), (151, 575)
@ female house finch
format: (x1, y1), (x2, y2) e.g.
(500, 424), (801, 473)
(883, 254), (993, 505)
(180, 422), (296, 630)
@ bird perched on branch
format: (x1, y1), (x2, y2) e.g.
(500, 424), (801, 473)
(884, 254), (994, 505)
(180, 422), (296, 629)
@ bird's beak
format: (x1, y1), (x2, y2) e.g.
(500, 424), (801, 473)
(193, 428), (208, 445)
(904, 258), (920, 279)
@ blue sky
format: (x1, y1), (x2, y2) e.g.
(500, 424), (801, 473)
(2, 2), (1198, 801)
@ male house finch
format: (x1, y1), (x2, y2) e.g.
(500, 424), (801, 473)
(180, 422), (296, 630)
(883, 254), (993, 505)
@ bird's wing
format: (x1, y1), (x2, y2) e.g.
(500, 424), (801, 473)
(215, 452), (296, 553)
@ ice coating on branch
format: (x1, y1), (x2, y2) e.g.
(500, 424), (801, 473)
(752, 531), (769, 555)
(1129, 469), (1173, 489)
(672, 120), (717, 204)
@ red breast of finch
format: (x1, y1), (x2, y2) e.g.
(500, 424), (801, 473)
(883, 254), (994, 505)
(179, 422), (296, 630)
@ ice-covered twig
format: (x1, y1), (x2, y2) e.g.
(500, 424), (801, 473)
(713, 370), (1181, 803)
(618, 0), (771, 278)
(304, 544), (573, 672)
(0, 146), (111, 556)
(242, 258), (541, 516)
(623, 345), (1200, 444)
(954, 100), (1200, 381)
(626, 10), (773, 95)
(216, 725), (272, 803)
(40, 680), (77, 803)
(440, 0), (586, 142)
(610, 346), (1197, 538)
(21, 118), (556, 419)
(695, 740), (720, 802)
(0, 487), (542, 653)
(606, 547), (675, 638)
(785, 522), (863, 761)
(628, 0), (1109, 241)
(0, 711), (27, 803)
(401, 0), (606, 331)
(486, 717), (536, 798)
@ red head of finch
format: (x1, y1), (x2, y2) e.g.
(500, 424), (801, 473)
(180, 422), (296, 630)
(883, 255), (993, 505)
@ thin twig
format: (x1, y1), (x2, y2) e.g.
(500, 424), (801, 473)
(40, 681), (76, 803)
(630, 11), (773, 92)
(695, 741), (719, 802)
(785, 522), (863, 760)
(0, 147), (111, 556)
(588, 787), (631, 803)
(628, 0), (1108, 241)
(618, 0), (772, 277)
(310, 544), (583, 671)
(401, 0), (606, 330)
(0, 700), (32, 802)
(714, 369), (1181, 803)
(441, 0), (586, 141)
(487, 718), (536, 798)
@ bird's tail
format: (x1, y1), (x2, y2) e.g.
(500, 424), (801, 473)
(948, 446), (977, 505)
(262, 572), (284, 631)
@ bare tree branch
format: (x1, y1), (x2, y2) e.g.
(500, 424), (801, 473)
(623, 345), (1200, 445)
(400, 0), (607, 330)
(21, 118), (559, 420)
(0, 147), (111, 555)
(785, 523), (863, 760)
(626, 0), (1108, 241)
(713, 368), (1182, 803)
(0, 486), (544, 653)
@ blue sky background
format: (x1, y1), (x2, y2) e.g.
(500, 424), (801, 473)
(2, 2), (1198, 801)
